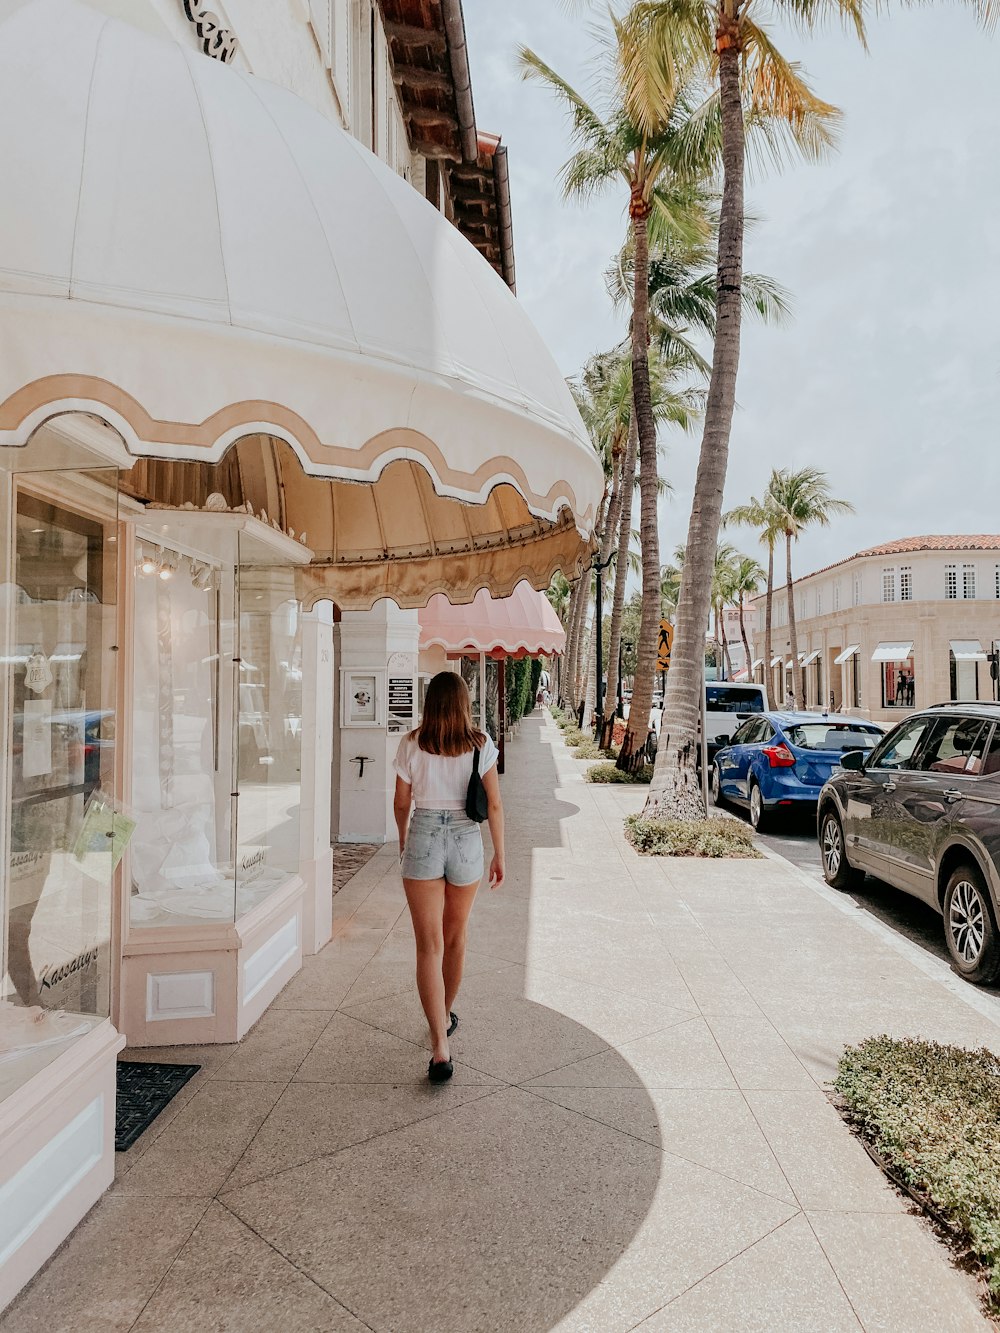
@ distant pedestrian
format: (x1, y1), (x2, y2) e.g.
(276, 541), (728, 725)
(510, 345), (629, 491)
(393, 672), (505, 1083)
(784, 687), (795, 709)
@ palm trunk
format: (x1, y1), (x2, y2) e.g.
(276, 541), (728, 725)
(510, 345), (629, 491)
(585, 453), (624, 730)
(561, 578), (584, 709)
(738, 602), (752, 683)
(602, 414), (639, 749)
(786, 530), (801, 707)
(617, 208), (660, 772)
(722, 618), (733, 680)
(764, 542), (774, 709)
(643, 34), (745, 818)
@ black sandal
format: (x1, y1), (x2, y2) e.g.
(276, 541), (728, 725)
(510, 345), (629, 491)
(428, 1058), (454, 1083)
(447, 1011), (458, 1037)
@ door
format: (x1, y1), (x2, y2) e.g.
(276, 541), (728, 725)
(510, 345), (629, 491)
(846, 714), (936, 875)
(719, 718), (764, 799)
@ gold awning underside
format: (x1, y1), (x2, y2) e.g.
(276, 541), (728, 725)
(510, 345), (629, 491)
(122, 435), (591, 610)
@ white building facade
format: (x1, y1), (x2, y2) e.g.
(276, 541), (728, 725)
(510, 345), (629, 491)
(747, 537), (1000, 721)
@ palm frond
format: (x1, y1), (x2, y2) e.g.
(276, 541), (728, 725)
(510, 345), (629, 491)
(740, 19), (842, 169)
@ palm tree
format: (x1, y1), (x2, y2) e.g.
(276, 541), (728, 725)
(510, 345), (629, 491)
(766, 467), (854, 707)
(728, 553), (766, 683)
(622, 0), (994, 817)
(519, 26), (718, 773)
(710, 541), (741, 679)
(724, 485), (783, 707)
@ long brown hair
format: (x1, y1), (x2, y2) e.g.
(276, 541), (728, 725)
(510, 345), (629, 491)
(416, 671), (486, 756)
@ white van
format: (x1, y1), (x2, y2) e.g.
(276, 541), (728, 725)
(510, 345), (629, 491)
(645, 682), (767, 763)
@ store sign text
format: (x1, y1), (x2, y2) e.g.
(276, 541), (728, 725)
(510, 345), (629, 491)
(181, 1), (238, 63)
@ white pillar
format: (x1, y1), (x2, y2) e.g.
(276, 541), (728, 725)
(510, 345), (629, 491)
(334, 603), (420, 843)
(299, 603), (334, 954)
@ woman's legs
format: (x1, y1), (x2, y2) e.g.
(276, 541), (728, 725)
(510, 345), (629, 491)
(443, 880), (479, 1016)
(403, 876), (450, 1062)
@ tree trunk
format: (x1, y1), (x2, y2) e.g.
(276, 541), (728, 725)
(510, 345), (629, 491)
(561, 577), (584, 708)
(738, 601), (752, 684)
(722, 618), (733, 681)
(786, 530), (801, 707)
(764, 541), (775, 709)
(643, 35), (745, 818)
(617, 208), (660, 772)
(713, 605), (723, 678)
(602, 414), (639, 749)
(570, 573), (590, 711)
(578, 597), (593, 723)
(585, 453), (624, 731)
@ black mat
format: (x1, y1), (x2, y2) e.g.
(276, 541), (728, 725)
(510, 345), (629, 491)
(115, 1060), (201, 1151)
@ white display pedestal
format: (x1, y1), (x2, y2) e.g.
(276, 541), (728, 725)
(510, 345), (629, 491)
(299, 606), (334, 954)
(333, 605), (420, 844)
(0, 1020), (124, 1313)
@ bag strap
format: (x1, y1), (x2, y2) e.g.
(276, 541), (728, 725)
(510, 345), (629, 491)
(472, 746), (481, 776)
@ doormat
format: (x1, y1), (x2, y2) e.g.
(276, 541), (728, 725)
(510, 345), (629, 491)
(115, 1060), (200, 1151)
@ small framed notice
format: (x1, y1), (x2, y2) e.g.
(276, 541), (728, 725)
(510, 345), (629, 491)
(341, 670), (385, 728)
(387, 674), (415, 733)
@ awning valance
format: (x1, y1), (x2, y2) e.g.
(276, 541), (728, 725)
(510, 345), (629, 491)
(0, 0), (603, 608)
(419, 581), (565, 658)
(834, 644), (860, 665)
(950, 640), (987, 661)
(871, 642), (913, 662)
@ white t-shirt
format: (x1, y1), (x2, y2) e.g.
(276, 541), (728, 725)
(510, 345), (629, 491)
(393, 732), (499, 810)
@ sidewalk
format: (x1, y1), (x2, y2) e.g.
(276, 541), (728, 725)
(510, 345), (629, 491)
(5, 712), (1000, 1331)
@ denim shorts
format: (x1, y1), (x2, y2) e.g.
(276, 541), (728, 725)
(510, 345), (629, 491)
(401, 809), (484, 885)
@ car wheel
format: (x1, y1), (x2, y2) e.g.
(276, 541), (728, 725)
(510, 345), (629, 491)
(943, 864), (1000, 985)
(710, 763), (725, 807)
(820, 809), (864, 891)
(748, 781), (769, 832)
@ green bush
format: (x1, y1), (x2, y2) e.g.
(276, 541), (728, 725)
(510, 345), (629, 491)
(570, 740), (604, 759)
(835, 1036), (1000, 1303)
(562, 728), (588, 747)
(586, 762), (652, 784)
(625, 814), (762, 858)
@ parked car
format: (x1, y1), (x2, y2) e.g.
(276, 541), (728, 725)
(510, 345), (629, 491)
(712, 711), (884, 831)
(818, 703), (1000, 984)
(704, 683), (767, 763)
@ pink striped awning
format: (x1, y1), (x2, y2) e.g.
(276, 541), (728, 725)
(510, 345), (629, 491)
(419, 581), (565, 658)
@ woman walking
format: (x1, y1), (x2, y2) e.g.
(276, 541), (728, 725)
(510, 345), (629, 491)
(393, 671), (505, 1082)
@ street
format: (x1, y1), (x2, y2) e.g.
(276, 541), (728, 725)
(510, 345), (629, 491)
(756, 810), (1000, 1009)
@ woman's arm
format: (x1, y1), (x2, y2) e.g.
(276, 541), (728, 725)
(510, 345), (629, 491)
(393, 776), (413, 860)
(481, 765), (505, 889)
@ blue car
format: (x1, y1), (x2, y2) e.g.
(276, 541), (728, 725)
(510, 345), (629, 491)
(711, 711), (884, 831)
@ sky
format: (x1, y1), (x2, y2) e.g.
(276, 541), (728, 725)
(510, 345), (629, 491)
(462, 2), (1000, 583)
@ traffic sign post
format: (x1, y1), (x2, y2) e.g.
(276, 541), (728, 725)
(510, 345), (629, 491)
(657, 620), (673, 673)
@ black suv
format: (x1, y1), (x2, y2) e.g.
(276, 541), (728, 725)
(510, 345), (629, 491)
(817, 703), (1000, 984)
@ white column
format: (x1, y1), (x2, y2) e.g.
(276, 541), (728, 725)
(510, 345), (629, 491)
(299, 603), (334, 954)
(335, 603), (420, 843)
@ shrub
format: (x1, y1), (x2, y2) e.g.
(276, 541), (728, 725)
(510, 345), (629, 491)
(835, 1036), (1000, 1304)
(625, 814), (761, 858)
(562, 728), (588, 747)
(549, 705), (564, 721)
(586, 762), (652, 784)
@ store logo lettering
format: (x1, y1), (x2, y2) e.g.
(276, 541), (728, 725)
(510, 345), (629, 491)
(181, 1), (238, 63)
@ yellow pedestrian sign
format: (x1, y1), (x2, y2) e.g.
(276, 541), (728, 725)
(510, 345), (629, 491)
(657, 620), (673, 671)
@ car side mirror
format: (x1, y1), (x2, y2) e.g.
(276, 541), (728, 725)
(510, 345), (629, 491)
(839, 748), (866, 771)
(715, 734), (731, 748)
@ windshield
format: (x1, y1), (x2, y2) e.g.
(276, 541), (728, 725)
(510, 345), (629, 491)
(784, 723), (881, 753)
(706, 686), (764, 714)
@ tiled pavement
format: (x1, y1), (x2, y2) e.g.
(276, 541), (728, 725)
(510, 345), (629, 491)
(4, 712), (999, 1331)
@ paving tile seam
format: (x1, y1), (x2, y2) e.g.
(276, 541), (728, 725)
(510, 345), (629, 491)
(122, 1197), (215, 1333)
(627, 1210), (811, 1331)
(218, 1086), (512, 1200)
(336, 958), (523, 1015)
(215, 1083), (502, 1194)
(799, 1210), (872, 1332)
(213, 1013), (347, 1199)
(211, 1197), (380, 1333)
(517, 1085), (801, 1210)
(521, 956), (702, 1015)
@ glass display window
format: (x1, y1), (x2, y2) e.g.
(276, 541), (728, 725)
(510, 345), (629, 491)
(882, 658), (916, 710)
(127, 513), (306, 930)
(1, 471), (119, 1102)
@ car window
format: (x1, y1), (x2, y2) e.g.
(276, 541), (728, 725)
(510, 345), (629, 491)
(917, 717), (989, 774)
(868, 716), (935, 771)
(783, 722), (882, 752)
(705, 686), (764, 714)
(730, 720), (758, 745)
(757, 721), (775, 744)
(980, 727), (1000, 777)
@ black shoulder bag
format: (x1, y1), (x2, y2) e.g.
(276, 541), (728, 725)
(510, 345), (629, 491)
(465, 746), (489, 823)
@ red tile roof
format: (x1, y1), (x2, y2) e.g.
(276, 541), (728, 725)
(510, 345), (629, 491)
(854, 535), (1000, 557)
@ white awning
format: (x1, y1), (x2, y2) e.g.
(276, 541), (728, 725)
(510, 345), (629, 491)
(770, 655), (783, 667)
(950, 640), (987, 661)
(800, 650), (821, 667)
(752, 658), (764, 670)
(871, 642), (914, 662)
(834, 644), (860, 665)
(0, 0), (604, 608)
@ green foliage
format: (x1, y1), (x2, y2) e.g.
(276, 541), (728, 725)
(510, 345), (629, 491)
(505, 658), (537, 728)
(549, 705), (565, 721)
(625, 815), (761, 858)
(835, 1036), (1000, 1302)
(586, 762), (653, 784)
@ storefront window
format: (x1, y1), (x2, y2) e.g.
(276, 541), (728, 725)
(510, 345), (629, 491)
(950, 652), (980, 702)
(2, 477), (118, 1100)
(882, 658), (915, 709)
